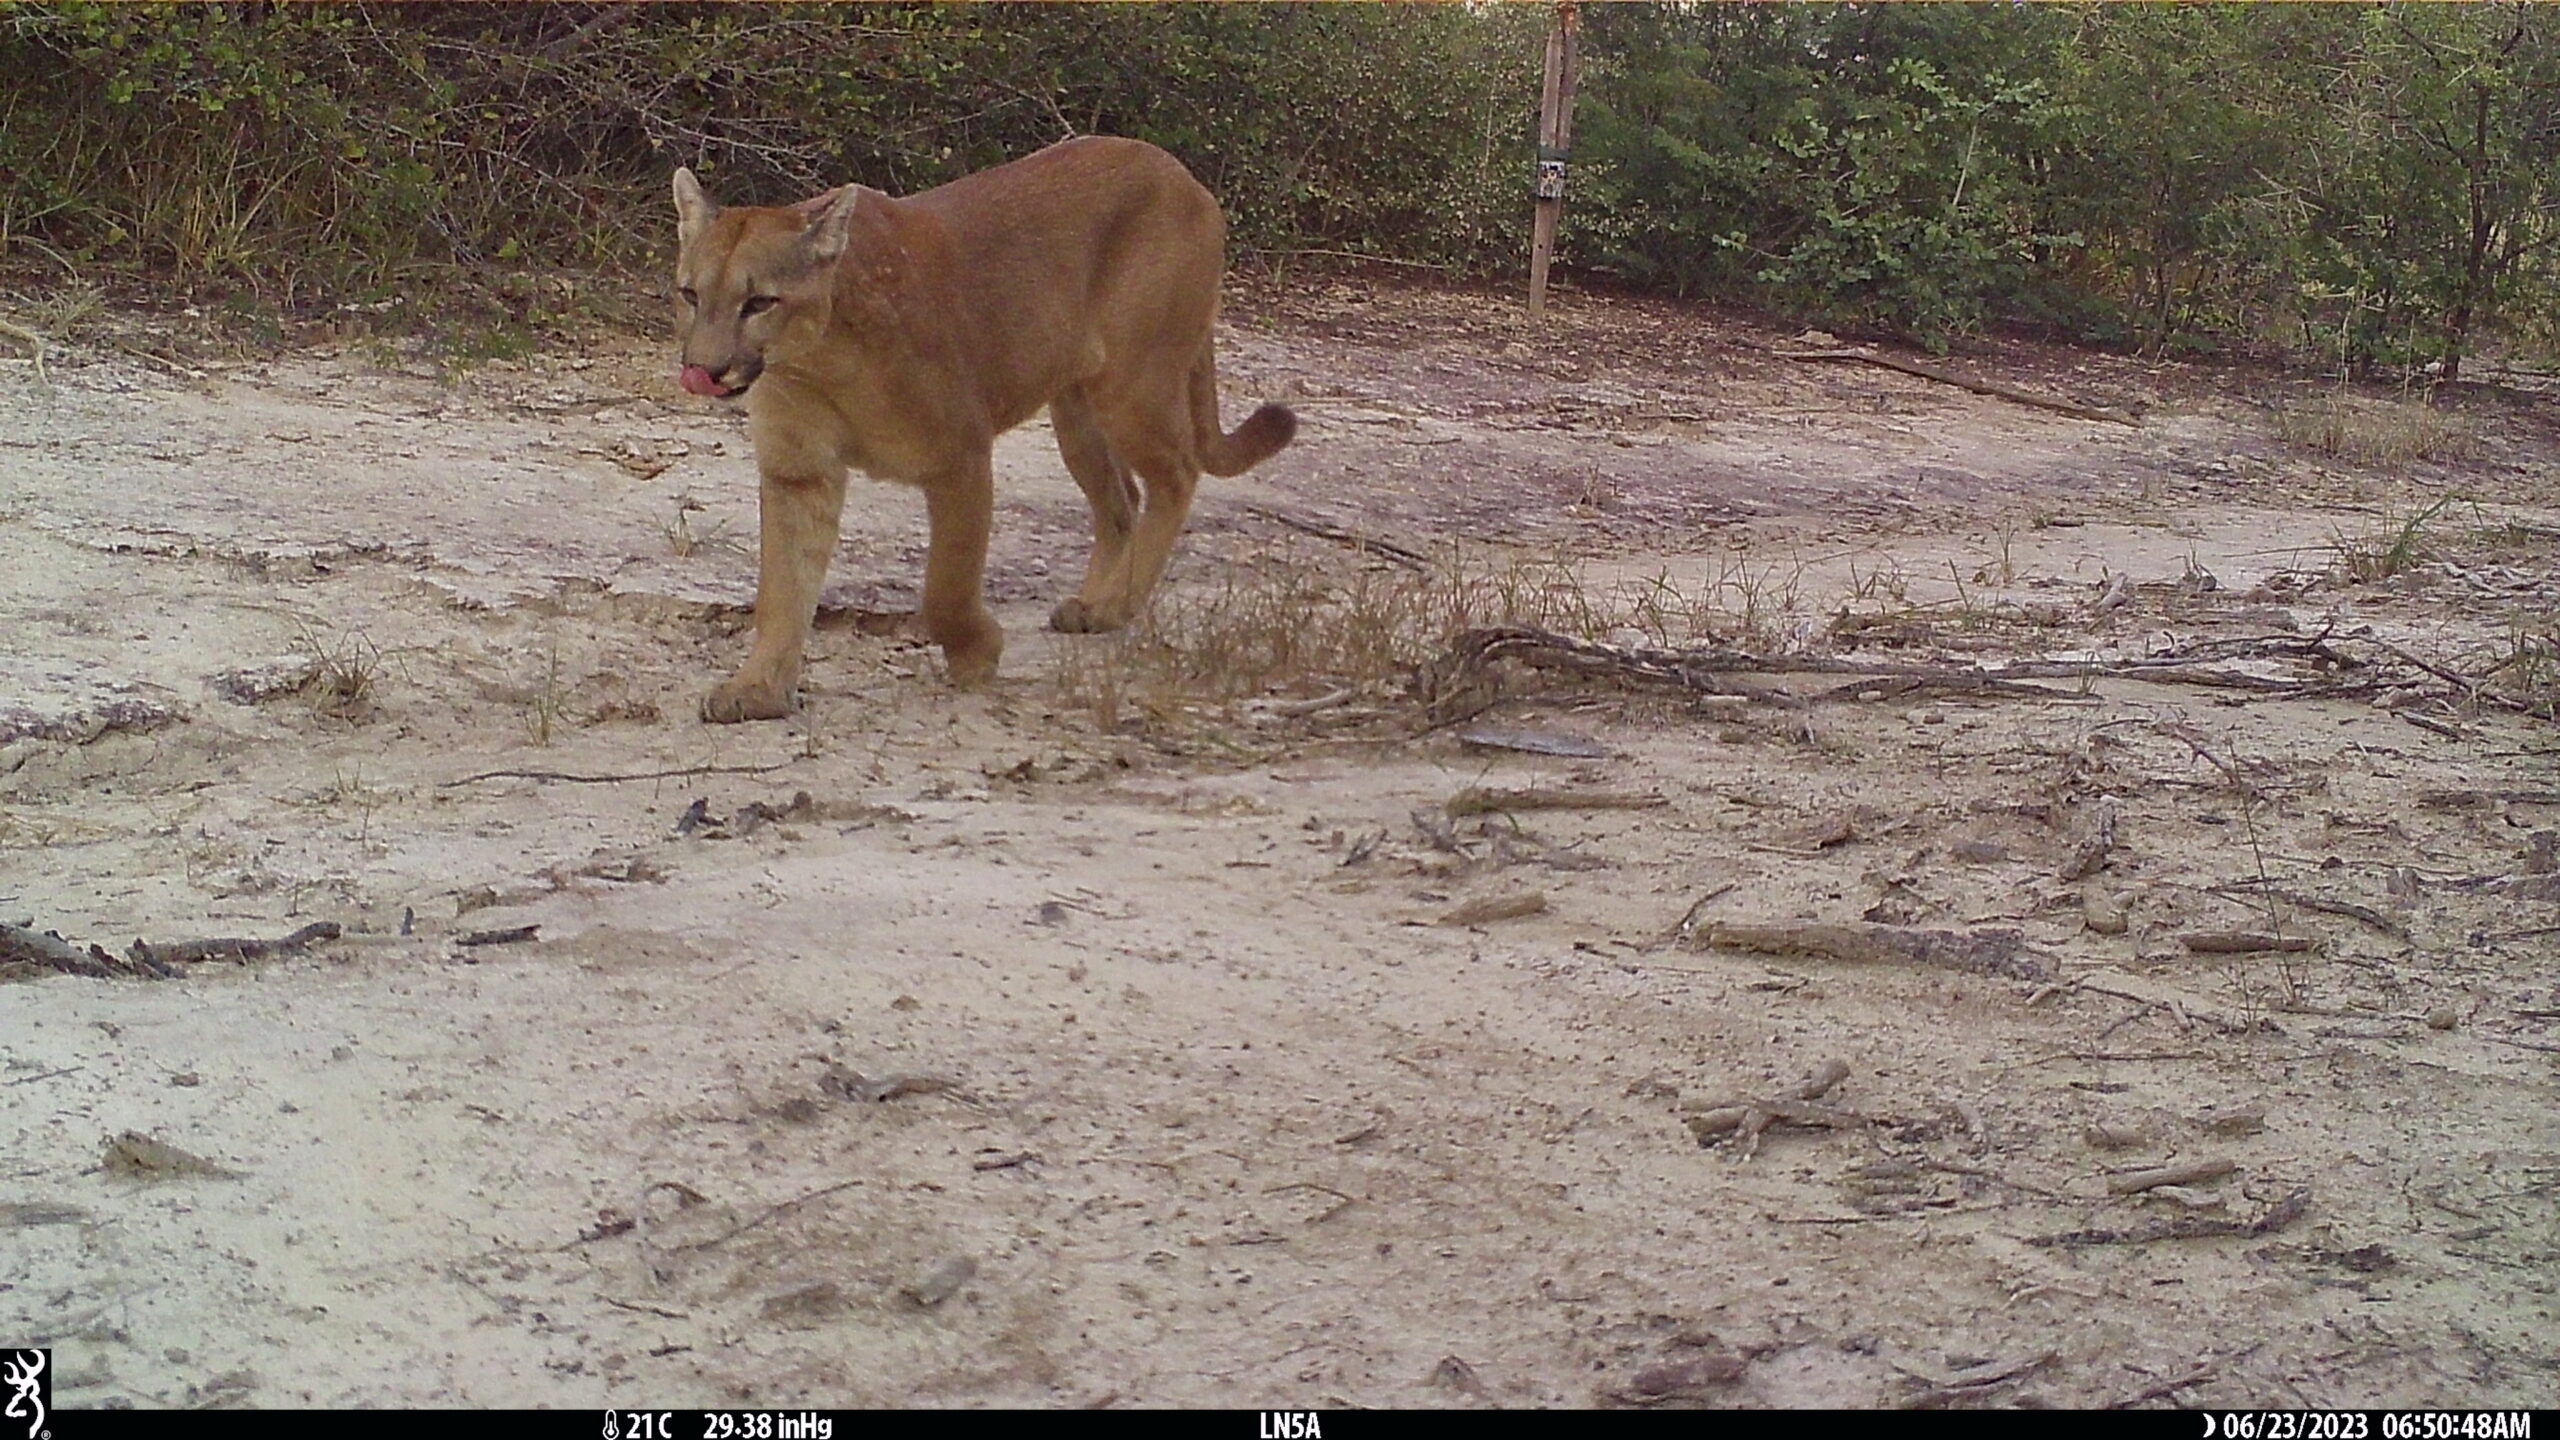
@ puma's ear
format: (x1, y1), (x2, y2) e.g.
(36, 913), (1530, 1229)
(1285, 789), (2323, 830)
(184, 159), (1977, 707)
(801, 186), (863, 266)
(672, 168), (715, 249)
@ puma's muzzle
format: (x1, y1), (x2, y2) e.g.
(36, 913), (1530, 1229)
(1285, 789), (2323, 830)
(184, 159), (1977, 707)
(677, 359), (761, 398)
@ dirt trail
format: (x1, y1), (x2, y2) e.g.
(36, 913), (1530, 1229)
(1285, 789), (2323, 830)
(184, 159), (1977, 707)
(3, 282), (2555, 1409)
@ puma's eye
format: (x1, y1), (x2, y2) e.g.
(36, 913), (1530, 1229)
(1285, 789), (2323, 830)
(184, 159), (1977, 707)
(741, 295), (779, 318)
(677, 287), (697, 307)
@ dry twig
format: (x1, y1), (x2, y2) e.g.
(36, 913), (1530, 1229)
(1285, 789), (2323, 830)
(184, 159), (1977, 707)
(2028, 1186), (2310, 1248)
(1777, 346), (2139, 425)
(442, 760), (800, 787)
(1234, 501), (1431, 570)
(1692, 920), (2049, 981)
(1446, 786), (1665, 816)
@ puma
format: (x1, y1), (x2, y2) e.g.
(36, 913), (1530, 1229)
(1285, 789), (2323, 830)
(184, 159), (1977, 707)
(670, 136), (1296, 723)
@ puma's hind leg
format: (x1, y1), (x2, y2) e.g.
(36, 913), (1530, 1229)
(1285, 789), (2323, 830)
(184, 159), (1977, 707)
(1117, 447), (1201, 621)
(1071, 381), (1204, 629)
(1047, 387), (1142, 634)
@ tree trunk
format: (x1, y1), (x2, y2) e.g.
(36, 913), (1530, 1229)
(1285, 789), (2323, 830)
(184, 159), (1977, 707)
(2440, 80), (2499, 388)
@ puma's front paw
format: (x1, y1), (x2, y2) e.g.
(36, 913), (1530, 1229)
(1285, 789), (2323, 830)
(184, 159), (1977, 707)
(701, 675), (798, 724)
(928, 605), (1004, 687)
(1047, 597), (1129, 634)
(943, 635), (1002, 688)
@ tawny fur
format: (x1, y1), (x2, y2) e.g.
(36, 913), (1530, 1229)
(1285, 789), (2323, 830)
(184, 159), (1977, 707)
(671, 136), (1296, 723)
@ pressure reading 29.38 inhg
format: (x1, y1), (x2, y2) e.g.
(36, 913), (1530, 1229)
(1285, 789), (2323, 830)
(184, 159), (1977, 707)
(606, 1413), (835, 1440)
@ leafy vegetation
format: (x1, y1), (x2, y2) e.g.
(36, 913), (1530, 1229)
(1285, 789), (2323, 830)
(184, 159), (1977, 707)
(2, 2), (2555, 370)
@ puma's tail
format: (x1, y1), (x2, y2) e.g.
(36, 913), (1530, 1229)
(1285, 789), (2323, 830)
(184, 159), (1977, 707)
(1192, 345), (1297, 478)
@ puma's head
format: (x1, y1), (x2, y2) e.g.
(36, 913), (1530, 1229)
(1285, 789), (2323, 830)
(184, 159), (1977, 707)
(670, 168), (863, 399)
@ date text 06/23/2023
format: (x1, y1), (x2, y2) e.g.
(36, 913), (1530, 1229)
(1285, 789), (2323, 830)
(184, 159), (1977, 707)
(2202, 1416), (2531, 1440)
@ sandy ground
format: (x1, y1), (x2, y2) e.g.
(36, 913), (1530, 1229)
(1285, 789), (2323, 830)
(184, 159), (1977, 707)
(2, 278), (2556, 1410)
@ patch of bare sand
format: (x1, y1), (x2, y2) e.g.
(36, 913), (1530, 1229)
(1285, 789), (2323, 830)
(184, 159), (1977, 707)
(2, 285), (2556, 1408)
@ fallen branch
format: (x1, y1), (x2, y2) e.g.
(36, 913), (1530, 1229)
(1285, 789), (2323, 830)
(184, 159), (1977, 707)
(1776, 347), (2140, 426)
(673, 1176), (869, 1254)
(456, 925), (541, 948)
(2417, 787), (2560, 808)
(130, 921), (341, 967)
(2027, 1186), (2310, 1248)
(2481, 1034), (2560, 1055)
(1659, 881), (1740, 949)
(2077, 972), (2274, 1035)
(1254, 686), (1358, 720)
(442, 761), (800, 788)
(1684, 1060), (1859, 1158)
(1234, 501), (1431, 570)
(1901, 1350), (2060, 1410)
(1446, 786), (1665, 817)
(2, 922), (137, 979)
(2107, 1346), (2263, 1410)
(1809, 671), (2075, 702)
(2178, 931), (2313, 955)
(1420, 626), (2392, 724)
(2106, 1157), (2238, 1196)
(2363, 635), (2533, 715)
(1454, 725), (1612, 759)
(2208, 884), (2407, 940)
(1692, 920), (2050, 981)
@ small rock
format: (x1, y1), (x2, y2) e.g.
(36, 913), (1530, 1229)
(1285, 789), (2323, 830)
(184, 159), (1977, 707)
(2193, 1104), (2266, 1138)
(1439, 891), (1548, 926)
(1629, 1352), (1747, 1398)
(2082, 890), (2130, 935)
(902, 1257), (976, 1308)
(2083, 1122), (2148, 1151)
(760, 1280), (848, 1325)
(2526, 832), (2558, 876)
(102, 1131), (245, 1181)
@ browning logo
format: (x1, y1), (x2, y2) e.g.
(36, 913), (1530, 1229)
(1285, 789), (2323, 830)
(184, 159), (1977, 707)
(1, 1349), (45, 1440)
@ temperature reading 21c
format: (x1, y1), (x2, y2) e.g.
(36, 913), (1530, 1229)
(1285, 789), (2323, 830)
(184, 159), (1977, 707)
(606, 1414), (677, 1440)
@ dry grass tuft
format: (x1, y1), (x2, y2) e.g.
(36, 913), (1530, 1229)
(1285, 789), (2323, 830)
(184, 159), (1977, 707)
(2329, 498), (2454, 584)
(2489, 611), (2559, 718)
(2277, 394), (2479, 465)
(293, 623), (386, 719)
(1048, 543), (1802, 736)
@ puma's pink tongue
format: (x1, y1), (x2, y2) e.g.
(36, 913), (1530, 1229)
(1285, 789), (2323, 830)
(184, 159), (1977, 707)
(678, 364), (730, 398)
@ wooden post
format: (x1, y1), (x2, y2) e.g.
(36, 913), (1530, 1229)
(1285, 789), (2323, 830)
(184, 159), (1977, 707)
(1527, 0), (1580, 320)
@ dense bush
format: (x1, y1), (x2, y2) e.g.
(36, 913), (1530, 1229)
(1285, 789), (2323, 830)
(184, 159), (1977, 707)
(1, 2), (2554, 370)
(1571, 2), (2560, 365)
(0, 3), (1539, 304)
